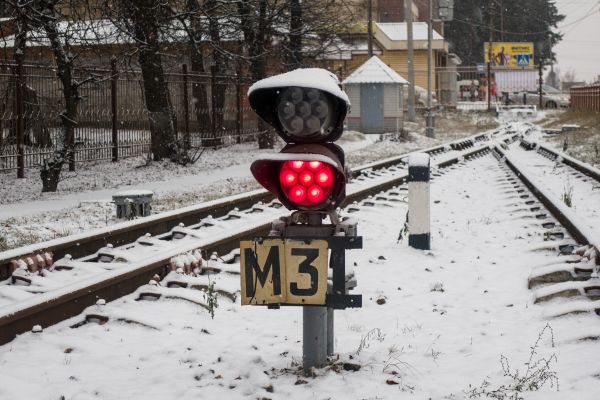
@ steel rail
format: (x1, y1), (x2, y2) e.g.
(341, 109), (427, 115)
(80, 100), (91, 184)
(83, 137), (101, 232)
(0, 130), (497, 281)
(0, 143), (493, 345)
(524, 139), (600, 183)
(494, 144), (600, 250)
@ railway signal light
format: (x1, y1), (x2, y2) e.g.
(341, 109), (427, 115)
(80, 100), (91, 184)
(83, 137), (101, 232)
(248, 69), (350, 211)
(244, 69), (360, 373)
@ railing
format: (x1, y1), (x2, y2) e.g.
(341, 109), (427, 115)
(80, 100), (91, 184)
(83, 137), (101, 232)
(0, 61), (260, 175)
(570, 85), (600, 112)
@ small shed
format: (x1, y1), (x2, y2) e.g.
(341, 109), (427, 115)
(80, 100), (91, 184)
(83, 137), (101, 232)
(342, 56), (408, 134)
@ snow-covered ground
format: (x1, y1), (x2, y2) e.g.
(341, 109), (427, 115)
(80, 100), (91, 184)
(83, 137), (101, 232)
(1, 150), (598, 399)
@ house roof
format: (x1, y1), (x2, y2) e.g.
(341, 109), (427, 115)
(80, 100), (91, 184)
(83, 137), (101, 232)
(374, 22), (447, 52)
(317, 38), (382, 61)
(376, 22), (444, 41)
(342, 56), (408, 85)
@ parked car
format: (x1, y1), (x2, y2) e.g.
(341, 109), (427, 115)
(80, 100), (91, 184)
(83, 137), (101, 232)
(507, 85), (570, 108)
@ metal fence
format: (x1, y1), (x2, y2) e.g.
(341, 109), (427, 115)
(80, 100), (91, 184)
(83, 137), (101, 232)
(0, 61), (260, 174)
(570, 85), (600, 112)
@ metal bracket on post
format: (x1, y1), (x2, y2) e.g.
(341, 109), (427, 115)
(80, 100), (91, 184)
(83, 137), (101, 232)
(408, 153), (431, 250)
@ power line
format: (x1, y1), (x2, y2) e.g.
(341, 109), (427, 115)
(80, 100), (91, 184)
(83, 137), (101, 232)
(453, 6), (597, 37)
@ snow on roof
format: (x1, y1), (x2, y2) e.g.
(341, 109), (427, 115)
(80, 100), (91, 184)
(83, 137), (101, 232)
(316, 38), (383, 60)
(376, 22), (444, 41)
(342, 56), (408, 85)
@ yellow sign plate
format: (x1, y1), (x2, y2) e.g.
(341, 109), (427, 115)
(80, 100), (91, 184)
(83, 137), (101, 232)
(240, 239), (328, 306)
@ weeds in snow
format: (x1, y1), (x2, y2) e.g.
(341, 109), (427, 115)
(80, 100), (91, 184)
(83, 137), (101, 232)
(397, 211), (409, 243)
(382, 345), (417, 374)
(202, 276), (218, 319)
(355, 328), (386, 356)
(465, 324), (559, 399)
(430, 282), (445, 292)
(561, 182), (573, 208)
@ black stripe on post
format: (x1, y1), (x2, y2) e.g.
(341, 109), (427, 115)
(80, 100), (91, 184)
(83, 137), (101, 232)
(408, 233), (430, 250)
(409, 165), (430, 182)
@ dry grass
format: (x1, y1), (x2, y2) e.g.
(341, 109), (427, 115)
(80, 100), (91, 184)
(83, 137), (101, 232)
(538, 110), (600, 167)
(409, 110), (499, 140)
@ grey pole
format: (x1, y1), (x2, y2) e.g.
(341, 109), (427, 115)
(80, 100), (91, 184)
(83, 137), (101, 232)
(408, 153), (431, 250)
(303, 212), (328, 373)
(426, 0), (435, 138)
(327, 303), (334, 355)
(406, 0), (416, 122)
(304, 305), (328, 372)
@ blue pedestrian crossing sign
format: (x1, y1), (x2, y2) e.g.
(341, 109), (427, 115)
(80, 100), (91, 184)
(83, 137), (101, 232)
(517, 54), (530, 67)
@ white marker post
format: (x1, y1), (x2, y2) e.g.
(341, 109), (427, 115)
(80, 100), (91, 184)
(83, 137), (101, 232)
(408, 153), (431, 250)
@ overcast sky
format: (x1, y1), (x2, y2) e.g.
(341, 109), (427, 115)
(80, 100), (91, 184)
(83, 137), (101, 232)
(553, 0), (600, 83)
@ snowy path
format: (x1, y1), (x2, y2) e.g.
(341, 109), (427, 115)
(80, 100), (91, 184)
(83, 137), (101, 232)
(0, 163), (251, 220)
(1, 153), (598, 399)
(0, 136), (378, 220)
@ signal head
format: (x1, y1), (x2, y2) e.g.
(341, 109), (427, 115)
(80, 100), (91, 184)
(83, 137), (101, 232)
(250, 144), (346, 211)
(248, 69), (350, 144)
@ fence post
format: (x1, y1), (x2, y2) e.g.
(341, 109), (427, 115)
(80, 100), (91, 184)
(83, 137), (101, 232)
(15, 52), (25, 178)
(182, 64), (190, 150)
(236, 66), (242, 144)
(111, 57), (118, 162)
(210, 65), (217, 141)
(408, 153), (431, 250)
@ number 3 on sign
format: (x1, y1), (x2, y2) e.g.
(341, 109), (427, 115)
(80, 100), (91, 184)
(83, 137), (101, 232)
(240, 239), (328, 306)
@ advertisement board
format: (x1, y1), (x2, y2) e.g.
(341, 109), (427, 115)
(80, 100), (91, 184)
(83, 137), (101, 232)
(484, 42), (534, 68)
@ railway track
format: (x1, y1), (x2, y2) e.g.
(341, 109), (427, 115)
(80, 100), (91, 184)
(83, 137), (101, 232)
(2, 122), (598, 350)
(0, 131), (496, 345)
(494, 138), (600, 317)
(2, 124), (600, 397)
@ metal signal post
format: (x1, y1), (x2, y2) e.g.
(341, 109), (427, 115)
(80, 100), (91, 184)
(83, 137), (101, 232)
(241, 69), (363, 373)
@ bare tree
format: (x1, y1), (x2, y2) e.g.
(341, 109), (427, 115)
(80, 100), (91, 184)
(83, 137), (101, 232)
(5, 0), (91, 191)
(110, 0), (177, 161)
(180, 0), (212, 136)
(237, 0), (273, 148)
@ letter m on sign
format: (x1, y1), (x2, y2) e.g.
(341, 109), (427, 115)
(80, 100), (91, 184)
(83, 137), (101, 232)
(240, 240), (286, 305)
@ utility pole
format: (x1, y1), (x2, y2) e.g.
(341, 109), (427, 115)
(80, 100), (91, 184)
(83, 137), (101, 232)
(426, 0), (434, 137)
(406, 0), (416, 122)
(367, 0), (373, 58)
(500, 0), (504, 41)
(538, 57), (544, 110)
(487, 2), (493, 112)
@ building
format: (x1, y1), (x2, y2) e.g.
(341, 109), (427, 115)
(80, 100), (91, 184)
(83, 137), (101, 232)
(321, 21), (448, 90)
(342, 56), (408, 134)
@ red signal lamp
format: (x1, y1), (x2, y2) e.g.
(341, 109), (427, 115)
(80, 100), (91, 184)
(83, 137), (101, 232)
(251, 144), (346, 211)
(279, 161), (334, 207)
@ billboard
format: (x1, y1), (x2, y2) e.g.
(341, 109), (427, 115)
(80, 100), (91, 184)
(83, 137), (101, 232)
(484, 42), (534, 68)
